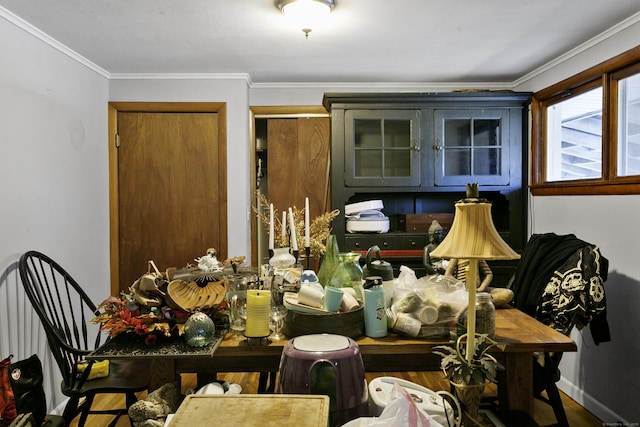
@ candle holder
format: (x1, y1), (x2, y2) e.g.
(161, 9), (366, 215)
(244, 336), (271, 346)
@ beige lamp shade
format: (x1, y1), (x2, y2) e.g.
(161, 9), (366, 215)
(430, 201), (520, 261)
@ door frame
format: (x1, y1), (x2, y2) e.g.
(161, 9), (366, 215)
(249, 106), (329, 266)
(108, 102), (228, 296)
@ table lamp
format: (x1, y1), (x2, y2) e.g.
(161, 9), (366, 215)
(430, 184), (520, 361)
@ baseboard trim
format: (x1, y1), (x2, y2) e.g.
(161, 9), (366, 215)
(558, 377), (628, 424)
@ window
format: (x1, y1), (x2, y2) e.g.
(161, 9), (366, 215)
(531, 45), (640, 195)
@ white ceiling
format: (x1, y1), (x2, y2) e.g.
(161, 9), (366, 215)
(1, 0), (639, 84)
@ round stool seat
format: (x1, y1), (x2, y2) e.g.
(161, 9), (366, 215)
(278, 334), (368, 427)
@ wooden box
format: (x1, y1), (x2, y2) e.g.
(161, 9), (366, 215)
(169, 394), (330, 427)
(397, 213), (454, 233)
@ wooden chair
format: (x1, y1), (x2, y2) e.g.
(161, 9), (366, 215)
(18, 251), (149, 427)
(510, 233), (610, 427)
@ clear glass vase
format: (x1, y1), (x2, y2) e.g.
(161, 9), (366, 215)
(329, 252), (364, 301)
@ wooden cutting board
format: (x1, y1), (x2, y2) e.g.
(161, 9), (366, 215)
(169, 394), (330, 427)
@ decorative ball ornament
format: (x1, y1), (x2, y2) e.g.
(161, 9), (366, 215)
(184, 310), (215, 347)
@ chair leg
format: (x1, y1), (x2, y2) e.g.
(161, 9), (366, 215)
(125, 391), (139, 408)
(78, 394), (95, 427)
(546, 383), (569, 427)
(62, 397), (81, 425)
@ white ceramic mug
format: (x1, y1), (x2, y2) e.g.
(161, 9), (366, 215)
(297, 283), (324, 308)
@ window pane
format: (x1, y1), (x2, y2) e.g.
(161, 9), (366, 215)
(444, 149), (471, 176)
(473, 148), (500, 175)
(545, 87), (602, 181)
(444, 119), (471, 147)
(618, 72), (640, 177)
(383, 119), (412, 148)
(354, 150), (382, 177)
(474, 119), (500, 147)
(384, 150), (412, 177)
(354, 120), (381, 148)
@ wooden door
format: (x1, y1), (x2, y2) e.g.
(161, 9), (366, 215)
(110, 106), (227, 295)
(267, 117), (330, 269)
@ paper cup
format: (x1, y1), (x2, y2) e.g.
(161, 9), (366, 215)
(340, 290), (360, 312)
(323, 286), (344, 312)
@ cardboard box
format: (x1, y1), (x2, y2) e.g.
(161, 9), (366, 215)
(397, 213), (454, 233)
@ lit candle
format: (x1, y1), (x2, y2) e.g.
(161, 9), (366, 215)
(288, 207), (298, 251)
(269, 203), (274, 250)
(304, 197), (310, 248)
(245, 290), (271, 337)
(281, 211), (286, 244)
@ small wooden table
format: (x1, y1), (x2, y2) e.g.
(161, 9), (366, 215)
(90, 307), (576, 417)
(168, 394), (330, 427)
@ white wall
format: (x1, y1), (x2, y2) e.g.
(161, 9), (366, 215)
(514, 20), (640, 424)
(0, 14), (110, 410)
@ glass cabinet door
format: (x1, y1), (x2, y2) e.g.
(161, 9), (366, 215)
(345, 110), (420, 186)
(434, 109), (510, 186)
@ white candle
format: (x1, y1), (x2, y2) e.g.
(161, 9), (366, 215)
(288, 207), (298, 251)
(281, 211), (286, 244)
(305, 197), (310, 248)
(269, 203), (274, 250)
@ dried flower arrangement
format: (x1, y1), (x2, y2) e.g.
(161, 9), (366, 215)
(254, 191), (339, 257)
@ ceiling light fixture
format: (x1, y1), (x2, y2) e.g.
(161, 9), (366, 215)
(276, 0), (335, 39)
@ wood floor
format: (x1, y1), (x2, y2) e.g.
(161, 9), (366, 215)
(70, 371), (602, 427)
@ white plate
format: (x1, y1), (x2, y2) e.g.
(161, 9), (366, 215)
(283, 292), (331, 315)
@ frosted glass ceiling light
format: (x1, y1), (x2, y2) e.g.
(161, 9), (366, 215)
(276, 0), (335, 38)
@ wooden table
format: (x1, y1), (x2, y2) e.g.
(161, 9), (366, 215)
(90, 307), (576, 417)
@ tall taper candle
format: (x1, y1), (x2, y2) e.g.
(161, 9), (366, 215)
(269, 203), (274, 250)
(305, 197), (310, 248)
(288, 207), (298, 251)
(281, 211), (286, 244)
(245, 290), (271, 337)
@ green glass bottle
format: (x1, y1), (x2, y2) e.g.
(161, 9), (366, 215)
(317, 234), (340, 286)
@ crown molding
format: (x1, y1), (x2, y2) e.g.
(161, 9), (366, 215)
(109, 73), (252, 84)
(513, 10), (640, 87)
(0, 6), (110, 79)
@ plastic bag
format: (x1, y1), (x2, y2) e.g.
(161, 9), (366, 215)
(391, 274), (467, 324)
(341, 383), (445, 427)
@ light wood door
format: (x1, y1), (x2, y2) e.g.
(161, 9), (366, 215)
(267, 117), (330, 269)
(110, 106), (227, 295)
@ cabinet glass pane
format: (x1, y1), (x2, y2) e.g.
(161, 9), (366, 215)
(385, 151), (412, 177)
(355, 150), (382, 177)
(474, 120), (500, 146)
(444, 119), (471, 147)
(473, 148), (501, 175)
(444, 149), (471, 176)
(442, 117), (502, 177)
(384, 120), (412, 148)
(354, 120), (382, 148)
